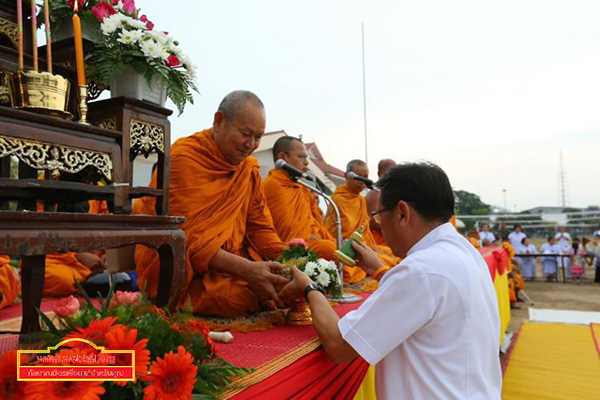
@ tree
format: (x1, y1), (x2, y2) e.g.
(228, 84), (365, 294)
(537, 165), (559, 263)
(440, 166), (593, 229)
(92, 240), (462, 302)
(454, 190), (491, 216)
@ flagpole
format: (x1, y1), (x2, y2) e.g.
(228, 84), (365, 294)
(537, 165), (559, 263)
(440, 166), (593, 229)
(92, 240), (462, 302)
(361, 22), (368, 164)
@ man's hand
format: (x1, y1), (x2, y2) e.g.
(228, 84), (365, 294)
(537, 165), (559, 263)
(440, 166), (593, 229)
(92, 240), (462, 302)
(75, 253), (107, 278)
(351, 241), (385, 276)
(244, 261), (290, 308)
(279, 266), (313, 305)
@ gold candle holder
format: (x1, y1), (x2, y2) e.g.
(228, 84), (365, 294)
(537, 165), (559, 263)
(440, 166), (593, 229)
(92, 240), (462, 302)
(78, 84), (89, 124)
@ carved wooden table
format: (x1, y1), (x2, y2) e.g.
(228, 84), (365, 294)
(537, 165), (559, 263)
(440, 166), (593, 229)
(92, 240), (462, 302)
(0, 211), (186, 339)
(89, 97), (171, 215)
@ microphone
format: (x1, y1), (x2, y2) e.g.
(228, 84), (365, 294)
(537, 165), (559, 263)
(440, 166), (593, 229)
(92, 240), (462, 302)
(347, 171), (374, 189)
(275, 159), (314, 182)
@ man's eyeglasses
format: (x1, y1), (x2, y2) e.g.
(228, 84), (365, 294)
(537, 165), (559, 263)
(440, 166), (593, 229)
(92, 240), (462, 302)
(371, 202), (416, 224)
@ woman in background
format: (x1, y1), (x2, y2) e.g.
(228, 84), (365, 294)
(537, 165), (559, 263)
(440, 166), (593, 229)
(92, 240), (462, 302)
(518, 237), (537, 280)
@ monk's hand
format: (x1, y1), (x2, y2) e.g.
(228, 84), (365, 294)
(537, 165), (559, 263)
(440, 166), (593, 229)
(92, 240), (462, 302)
(279, 267), (312, 306)
(246, 261), (290, 308)
(351, 241), (385, 276)
(76, 253), (107, 278)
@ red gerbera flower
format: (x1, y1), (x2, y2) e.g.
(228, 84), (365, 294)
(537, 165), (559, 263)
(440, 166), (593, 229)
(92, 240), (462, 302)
(143, 346), (197, 400)
(63, 317), (119, 347)
(0, 350), (26, 400)
(105, 325), (150, 386)
(25, 348), (105, 400)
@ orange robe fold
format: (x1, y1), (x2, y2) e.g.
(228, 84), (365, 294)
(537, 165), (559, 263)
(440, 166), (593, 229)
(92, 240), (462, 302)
(40, 199), (109, 297)
(263, 168), (337, 260)
(326, 185), (400, 283)
(134, 129), (285, 317)
(0, 256), (19, 309)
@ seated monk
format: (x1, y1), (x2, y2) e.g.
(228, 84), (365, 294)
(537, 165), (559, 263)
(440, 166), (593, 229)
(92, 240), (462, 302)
(365, 158), (396, 246)
(134, 90), (289, 318)
(41, 199), (111, 297)
(0, 255), (19, 309)
(326, 159), (400, 283)
(263, 136), (337, 260)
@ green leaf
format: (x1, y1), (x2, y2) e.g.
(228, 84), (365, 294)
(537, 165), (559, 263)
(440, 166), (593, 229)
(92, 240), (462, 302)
(73, 276), (99, 312)
(36, 307), (59, 335)
(102, 276), (117, 315)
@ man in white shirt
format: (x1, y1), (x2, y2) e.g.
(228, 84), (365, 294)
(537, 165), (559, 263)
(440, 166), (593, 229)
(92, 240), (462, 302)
(508, 224), (527, 250)
(281, 162), (502, 399)
(479, 223), (496, 246)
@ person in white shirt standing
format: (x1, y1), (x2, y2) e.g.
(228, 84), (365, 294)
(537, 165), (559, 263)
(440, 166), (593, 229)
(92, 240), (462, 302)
(280, 162), (502, 400)
(479, 223), (496, 246)
(508, 224), (527, 250)
(555, 226), (572, 250)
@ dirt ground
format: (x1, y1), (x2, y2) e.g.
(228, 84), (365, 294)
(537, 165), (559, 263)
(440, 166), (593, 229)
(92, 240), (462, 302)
(508, 280), (600, 332)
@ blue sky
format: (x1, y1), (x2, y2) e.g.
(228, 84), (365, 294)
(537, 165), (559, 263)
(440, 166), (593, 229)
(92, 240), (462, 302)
(139, 0), (600, 211)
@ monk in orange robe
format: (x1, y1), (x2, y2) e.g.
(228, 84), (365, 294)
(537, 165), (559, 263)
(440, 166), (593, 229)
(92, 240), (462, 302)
(0, 256), (19, 309)
(40, 199), (109, 297)
(326, 160), (400, 283)
(263, 137), (337, 260)
(134, 90), (289, 317)
(366, 158), (396, 247)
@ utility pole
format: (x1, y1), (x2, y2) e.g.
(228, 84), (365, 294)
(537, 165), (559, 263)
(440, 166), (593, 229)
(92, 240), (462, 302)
(558, 150), (568, 207)
(361, 22), (368, 164)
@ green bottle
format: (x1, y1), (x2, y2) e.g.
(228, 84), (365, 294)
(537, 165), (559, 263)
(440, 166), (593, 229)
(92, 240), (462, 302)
(334, 224), (366, 266)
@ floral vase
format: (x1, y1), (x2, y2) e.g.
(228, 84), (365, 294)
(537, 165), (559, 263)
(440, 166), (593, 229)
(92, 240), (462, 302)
(286, 298), (313, 325)
(110, 67), (167, 106)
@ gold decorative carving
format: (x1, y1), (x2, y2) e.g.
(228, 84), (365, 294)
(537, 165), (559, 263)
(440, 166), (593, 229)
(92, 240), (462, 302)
(0, 17), (18, 49)
(130, 119), (164, 158)
(0, 71), (11, 105)
(96, 118), (117, 131)
(0, 135), (113, 181)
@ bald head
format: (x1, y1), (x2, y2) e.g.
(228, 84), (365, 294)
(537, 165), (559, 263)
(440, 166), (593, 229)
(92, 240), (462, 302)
(218, 90), (265, 122)
(377, 159), (396, 178)
(346, 159), (367, 173)
(346, 159), (369, 194)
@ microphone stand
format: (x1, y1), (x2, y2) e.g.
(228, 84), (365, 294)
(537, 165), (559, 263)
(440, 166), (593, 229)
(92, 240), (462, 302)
(296, 177), (362, 303)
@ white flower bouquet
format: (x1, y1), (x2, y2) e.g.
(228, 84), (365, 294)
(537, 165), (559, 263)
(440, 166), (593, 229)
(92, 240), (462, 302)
(300, 258), (342, 298)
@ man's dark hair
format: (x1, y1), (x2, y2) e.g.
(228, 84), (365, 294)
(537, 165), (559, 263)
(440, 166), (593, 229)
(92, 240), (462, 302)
(514, 224), (522, 230)
(218, 90), (264, 121)
(346, 159), (367, 173)
(376, 162), (454, 222)
(272, 136), (303, 162)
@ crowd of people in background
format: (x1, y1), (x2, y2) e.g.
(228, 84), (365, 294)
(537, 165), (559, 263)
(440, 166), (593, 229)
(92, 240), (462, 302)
(476, 223), (600, 283)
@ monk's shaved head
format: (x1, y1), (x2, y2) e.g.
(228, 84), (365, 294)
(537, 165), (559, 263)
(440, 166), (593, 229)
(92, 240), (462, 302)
(272, 136), (303, 162)
(218, 90), (265, 122)
(377, 159), (396, 178)
(346, 159), (367, 173)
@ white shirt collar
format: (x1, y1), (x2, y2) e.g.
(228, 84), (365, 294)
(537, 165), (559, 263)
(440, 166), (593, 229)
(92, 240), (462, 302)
(407, 222), (455, 257)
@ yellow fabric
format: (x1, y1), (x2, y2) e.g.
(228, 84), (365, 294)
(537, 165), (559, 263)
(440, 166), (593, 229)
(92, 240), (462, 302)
(0, 256), (19, 309)
(134, 129), (285, 317)
(325, 185), (400, 283)
(503, 322), (600, 400)
(353, 365), (377, 400)
(495, 271), (511, 344)
(263, 168), (336, 260)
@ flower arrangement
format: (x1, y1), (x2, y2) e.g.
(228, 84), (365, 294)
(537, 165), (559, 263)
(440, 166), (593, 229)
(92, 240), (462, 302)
(41, 0), (198, 114)
(279, 239), (342, 298)
(0, 280), (247, 399)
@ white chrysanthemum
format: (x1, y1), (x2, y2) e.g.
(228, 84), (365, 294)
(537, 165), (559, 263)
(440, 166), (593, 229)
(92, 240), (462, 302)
(100, 14), (121, 35)
(127, 18), (147, 30)
(139, 39), (169, 60)
(304, 261), (319, 277)
(317, 258), (335, 271)
(316, 271), (331, 287)
(145, 30), (168, 45)
(117, 30), (139, 45)
(181, 56), (197, 78)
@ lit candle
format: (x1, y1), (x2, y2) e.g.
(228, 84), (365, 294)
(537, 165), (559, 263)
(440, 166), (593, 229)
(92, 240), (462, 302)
(72, 0), (86, 86)
(30, 0), (37, 72)
(17, 0), (23, 70)
(44, 0), (52, 73)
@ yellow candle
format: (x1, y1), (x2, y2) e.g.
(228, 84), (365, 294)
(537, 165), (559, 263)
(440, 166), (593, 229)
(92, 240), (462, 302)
(72, 1), (86, 86)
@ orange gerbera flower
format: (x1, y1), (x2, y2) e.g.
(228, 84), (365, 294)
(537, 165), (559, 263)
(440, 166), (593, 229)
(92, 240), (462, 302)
(184, 320), (217, 357)
(63, 317), (119, 347)
(143, 346), (197, 400)
(0, 350), (26, 400)
(105, 325), (150, 386)
(24, 348), (105, 400)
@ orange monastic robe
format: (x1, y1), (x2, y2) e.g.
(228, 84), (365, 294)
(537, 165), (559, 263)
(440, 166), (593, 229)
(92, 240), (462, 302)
(134, 129), (285, 317)
(371, 229), (387, 247)
(326, 185), (400, 283)
(0, 256), (19, 309)
(263, 169), (336, 260)
(41, 200), (109, 297)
